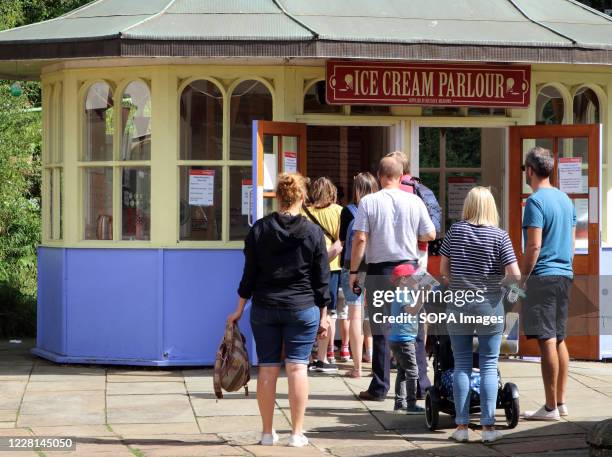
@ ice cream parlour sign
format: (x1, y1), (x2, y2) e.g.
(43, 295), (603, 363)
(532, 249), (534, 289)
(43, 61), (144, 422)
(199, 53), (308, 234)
(326, 60), (531, 107)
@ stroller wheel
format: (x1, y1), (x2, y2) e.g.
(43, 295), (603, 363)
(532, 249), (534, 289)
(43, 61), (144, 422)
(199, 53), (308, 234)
(425, 389), (439, 431)
(503, 383), (520, 429)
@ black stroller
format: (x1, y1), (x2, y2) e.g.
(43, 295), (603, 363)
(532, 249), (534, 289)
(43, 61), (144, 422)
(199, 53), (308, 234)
(424, 316), (520, 431)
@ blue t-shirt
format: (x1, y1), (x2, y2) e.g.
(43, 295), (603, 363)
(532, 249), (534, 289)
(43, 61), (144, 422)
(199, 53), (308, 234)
(522, 187), (576, 277)
(389, 294), (419, 343)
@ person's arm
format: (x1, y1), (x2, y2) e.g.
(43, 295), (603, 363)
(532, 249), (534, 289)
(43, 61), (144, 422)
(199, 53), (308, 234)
(416, 199), (436, 242)
(349, 201), (369, 289)
(438, 225), (453, 287)
(440, 255), (450, 288)
(499, 231), (520, 285)
(230, 227), (258, 322)
(521, 227), (542, 280)
(311, 228), (332, 337)
(504, 262), (521, 285)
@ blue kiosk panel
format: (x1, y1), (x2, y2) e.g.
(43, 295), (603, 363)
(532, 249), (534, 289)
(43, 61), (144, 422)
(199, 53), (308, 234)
(34, 247), (254, 366)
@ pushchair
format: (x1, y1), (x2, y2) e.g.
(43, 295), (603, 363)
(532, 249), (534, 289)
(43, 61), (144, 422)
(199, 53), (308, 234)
(424, 312), (521, 431)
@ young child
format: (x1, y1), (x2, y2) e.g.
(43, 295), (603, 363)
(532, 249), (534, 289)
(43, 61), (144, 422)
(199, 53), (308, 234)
(389, 263), (425, 415)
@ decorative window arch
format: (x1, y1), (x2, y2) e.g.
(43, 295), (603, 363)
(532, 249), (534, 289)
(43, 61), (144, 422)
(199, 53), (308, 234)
(536, 83), (570, 125)
(572, 85), (603, 125)
(83, 81), (114, 161)
(303, 79), (342, 114)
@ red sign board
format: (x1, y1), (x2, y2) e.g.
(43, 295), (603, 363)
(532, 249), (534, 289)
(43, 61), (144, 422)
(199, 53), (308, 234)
(326, 61), (531, 107)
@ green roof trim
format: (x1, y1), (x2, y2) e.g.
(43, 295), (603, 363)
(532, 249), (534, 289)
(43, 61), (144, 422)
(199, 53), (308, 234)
(0, 0), (611, 71)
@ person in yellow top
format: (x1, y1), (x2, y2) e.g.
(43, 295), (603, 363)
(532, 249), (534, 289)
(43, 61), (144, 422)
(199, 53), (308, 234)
(302, 177), (342, 373)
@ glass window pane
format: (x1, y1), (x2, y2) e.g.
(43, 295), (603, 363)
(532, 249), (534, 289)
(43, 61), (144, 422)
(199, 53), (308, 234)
(350, 105), (390, 115)
(422, 106), (463, 116)
(83, 167), (113, 240)
(180, 80), (223, 160)
(536, 85), (564, 125)
(122, 168), (151, 240)
(573, 87), (600, 124)
(44, 85), (53, 165)
(521, 138), (553, 194)
(179, 166), (222, 241)
(558, 137), (589, 194)
(47, 169), (54, 239)
(446, 172), (481, 230)
(121, 81), (151, 161)
(55, 83), (63, 163)
(59, 169), (63, 240)
(467, 107), (507, 116)
(84, 82), (114, 161)
(230, 80), (272, 160)
(445, 127), (481, 168)
(303, 81), (342, 114)
(230, 166), (252, 241)
(573, 198), (588, 255)
(418, 127), (440, 168)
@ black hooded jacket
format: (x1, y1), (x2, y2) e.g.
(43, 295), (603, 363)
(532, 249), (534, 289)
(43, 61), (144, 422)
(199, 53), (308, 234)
(238, 212), (331, 309)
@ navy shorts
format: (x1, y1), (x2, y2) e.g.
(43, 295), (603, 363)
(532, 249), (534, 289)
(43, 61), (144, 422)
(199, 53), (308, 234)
(523, 276), (572, 341)
(250, 305), (320, 366)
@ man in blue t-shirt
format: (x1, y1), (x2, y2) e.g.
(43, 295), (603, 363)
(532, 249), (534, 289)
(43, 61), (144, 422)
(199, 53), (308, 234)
(520, 147), (576, 422)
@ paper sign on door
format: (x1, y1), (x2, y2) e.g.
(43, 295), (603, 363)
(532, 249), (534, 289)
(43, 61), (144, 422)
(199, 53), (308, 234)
(189, 169), (215, 206)
(241, 179), (252, 216)
(558, 157), (583, 194)
(284, 152), (297, 173)
(448, 176), (477, 219)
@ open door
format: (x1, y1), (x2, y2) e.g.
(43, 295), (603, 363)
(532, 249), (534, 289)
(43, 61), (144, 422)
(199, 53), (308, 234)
(509, 124), (601, 360)
(251, 121), (307, 223)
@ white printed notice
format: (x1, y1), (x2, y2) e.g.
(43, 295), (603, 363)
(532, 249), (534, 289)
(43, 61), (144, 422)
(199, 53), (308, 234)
(241, 179), (252, 216)
(448, 176), (477, 219)
(558, 157), (583, 194)
(263, 153), (277, 191)
(189, 169), (215, 206)
(284, 152), (297, 173)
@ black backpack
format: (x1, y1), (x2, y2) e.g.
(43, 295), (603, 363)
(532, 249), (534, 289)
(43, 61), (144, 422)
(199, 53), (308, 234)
(401, 177), (442, 235)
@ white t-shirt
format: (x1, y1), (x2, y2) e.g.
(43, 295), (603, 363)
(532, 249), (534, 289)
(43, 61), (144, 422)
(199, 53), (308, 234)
(353, 188), (435, 264)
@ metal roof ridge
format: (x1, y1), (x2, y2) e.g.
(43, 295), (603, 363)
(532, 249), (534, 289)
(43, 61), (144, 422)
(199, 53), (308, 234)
(505, 0), (577, 44)
(271, 0), (319, 39)
(564, 0), (612, 22)
(120, 0), (177, 37)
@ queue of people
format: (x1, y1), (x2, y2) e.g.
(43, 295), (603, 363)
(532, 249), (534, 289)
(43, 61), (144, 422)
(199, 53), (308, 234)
(227, 146), (576, 447)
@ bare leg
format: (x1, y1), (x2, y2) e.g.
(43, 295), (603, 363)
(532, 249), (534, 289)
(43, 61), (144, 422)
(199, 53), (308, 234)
(286, 362), (309, 435)
(556, 340), (569, 405)
(257, 366), (281, 434)
(349, 305), (363, 374)
(340, 317), (350, 351)
(538, 338), (559, 409)
(316, 330), (329, 363)
(327, 316), (337, 358)
(363, 319), (373, 362)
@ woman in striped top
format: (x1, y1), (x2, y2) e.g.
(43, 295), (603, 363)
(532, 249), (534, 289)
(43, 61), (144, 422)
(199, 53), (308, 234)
(439, 187), (520, 444)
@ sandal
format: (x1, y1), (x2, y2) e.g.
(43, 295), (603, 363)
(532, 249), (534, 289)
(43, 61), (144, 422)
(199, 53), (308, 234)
(344, 369), (362, 379)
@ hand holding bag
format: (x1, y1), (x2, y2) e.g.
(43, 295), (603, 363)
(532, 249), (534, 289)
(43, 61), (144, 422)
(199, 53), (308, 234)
(213, 322), (250, 399)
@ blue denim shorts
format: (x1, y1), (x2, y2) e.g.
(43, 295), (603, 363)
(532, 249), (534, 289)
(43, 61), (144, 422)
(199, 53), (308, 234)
(250, 305), (320, 366)
(340, 268), (364, 306)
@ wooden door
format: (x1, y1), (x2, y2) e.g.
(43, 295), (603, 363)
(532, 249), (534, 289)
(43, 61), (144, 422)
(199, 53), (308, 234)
(509, 124), (600, 360)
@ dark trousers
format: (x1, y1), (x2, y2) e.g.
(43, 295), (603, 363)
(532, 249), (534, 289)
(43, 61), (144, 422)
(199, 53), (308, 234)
(416, 321), (431, 397)
(365, 261), (416, 399)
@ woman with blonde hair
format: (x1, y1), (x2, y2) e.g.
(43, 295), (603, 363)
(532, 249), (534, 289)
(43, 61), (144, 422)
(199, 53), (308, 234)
(228, 173), (331, 448)
(439, 186), (520, 444)
(339, 172), (379, 377)
(302, 177), (343, 373)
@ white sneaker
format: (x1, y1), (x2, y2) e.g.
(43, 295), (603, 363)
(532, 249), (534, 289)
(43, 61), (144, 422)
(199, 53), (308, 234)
(260, 430), (279, 446)
(287, 434), (309, 447)
(482, 429), (503, 443)
(450, 428), (469, 442)
(523, 405), (561, 421)
(557, 403), (569, 417)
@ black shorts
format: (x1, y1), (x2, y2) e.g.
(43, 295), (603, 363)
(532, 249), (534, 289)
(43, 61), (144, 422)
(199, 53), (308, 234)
(522, 276), (572, 341)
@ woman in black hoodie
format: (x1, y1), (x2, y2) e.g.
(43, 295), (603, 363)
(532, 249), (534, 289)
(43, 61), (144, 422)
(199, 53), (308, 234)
(227, 173), (331, 448)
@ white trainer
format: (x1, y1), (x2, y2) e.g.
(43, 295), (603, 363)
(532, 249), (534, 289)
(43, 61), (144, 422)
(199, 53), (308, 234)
(450, 428), (469, 442)
(523, 405), (561, 421)
(287, 434), (309, 447)
(482, 429), (503, 443)
(557, 403), (569, 417)
(260, 430), (279, 446)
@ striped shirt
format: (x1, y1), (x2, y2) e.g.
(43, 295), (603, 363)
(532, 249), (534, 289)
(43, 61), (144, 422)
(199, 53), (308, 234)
(439, 221), (517, 293)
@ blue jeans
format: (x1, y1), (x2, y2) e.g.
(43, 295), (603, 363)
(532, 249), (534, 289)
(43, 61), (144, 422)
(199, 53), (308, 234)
(340, 268), (364, 305)
(250, 306), (320, 366)
(448, 332), (502, 426)
(328, 270), (340, 315)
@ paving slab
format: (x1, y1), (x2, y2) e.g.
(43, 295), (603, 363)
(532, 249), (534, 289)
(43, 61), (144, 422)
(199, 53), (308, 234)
(296, 408), (386, 433)
(110, 422), (201, 437)
(44, 438), (134, 456)
(0, 423), (15, 429)
(276, 393), (367, 411)
(190, 396), (262, 417)
(198, 414), (291, 434)
(130, 442), (246, 457)
(30, 425), (115, 437)
(107, 381), (187, 395)
(500, 419), (585, 439)
(0, 366), (30, 383)
(29, 365), (104, 382)
(308, 430), (421, 456)
(243, 444), (326, 456)
(26, 379), (105, 392)
(413, 440), (503, 456)
(17, 391), (105, 427)
(107, 394), (194, 424)
(489, 434), (587, 455)
(0, 413), (16, 423)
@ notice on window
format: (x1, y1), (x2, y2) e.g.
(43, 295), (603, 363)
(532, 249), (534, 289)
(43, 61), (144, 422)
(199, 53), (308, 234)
(189, 169), (215, 206)
(558, 157), (583, 194)
(284, 152), (297, 173)
(448, 176), (477, 219)
(241, 179), (252, 216)
(263, 153), (277, 191)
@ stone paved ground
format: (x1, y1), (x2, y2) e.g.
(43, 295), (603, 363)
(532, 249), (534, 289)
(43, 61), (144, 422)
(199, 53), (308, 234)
(0, 340), (611, 456)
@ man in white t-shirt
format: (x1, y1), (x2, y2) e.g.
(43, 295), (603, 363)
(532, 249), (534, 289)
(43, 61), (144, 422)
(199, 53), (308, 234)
(349, 156), (436, 401)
